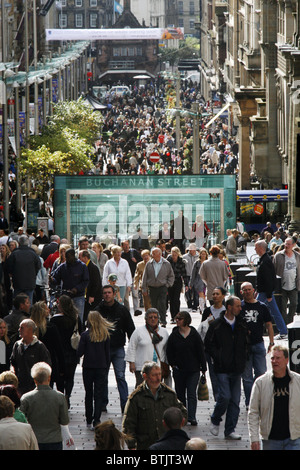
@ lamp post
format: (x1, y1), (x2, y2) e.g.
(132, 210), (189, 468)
(169, 104), (202, 175)
(192, 102), (200, 174)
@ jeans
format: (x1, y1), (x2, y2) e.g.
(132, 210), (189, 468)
(262, 438), (300, 450)
(242, 341), (267, 407)
(13, 288), (34, 305)
(257, 292), (287, 335)
(211, 372), (241, 436)
(173, 368), (200, 422)
(102, 347), (128, 411)
(82, 367), (107, 425)
(73, 295), (85, 324)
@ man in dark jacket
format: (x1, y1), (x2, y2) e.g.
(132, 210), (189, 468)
(10, 319), (51, 395)
(204, 296), (249, 440)
(148, 407), (189, 451)
(51, 248), (89, 323)
(3, 293), (31, 345)
(78, 249), (102, 324)
(255, 240), (288, 339)
(96, 284), (135, 412)
(6, 235), (41, 304)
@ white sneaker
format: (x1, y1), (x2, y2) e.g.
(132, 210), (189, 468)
(210, 423), (220, 436)
(225, 432), (241, 440)
(274, 334), (288, 340)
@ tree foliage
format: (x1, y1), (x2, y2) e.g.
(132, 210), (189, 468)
(21, 98), (101, 201)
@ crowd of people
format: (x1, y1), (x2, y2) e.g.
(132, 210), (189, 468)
(0, 214), (299, 451)
(1, 76), (300, 451)
(83, 77), (239, 178)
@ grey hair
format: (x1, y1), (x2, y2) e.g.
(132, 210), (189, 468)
(18, 235), (30, 246)
(145, 308), (159, 319)
(31, 362), (52, 384)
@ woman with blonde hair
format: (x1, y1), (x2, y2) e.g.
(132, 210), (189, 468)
(50, 244), (71, 274)
(77, 311), (114, 429)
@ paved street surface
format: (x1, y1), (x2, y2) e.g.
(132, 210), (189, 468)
(67, 294), (287, 452)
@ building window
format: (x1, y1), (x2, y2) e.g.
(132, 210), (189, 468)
(190, 1), (194, 15)
(59, 13), (68, 28)
(189, 19), (195, 30)
(90, 13), (98, 27)
(178, 1), (183, 15)
(178, 18), (184, 28)
(61, 0), (67, 6)
(75, 0), (83, 6)
(136, 47), (143, 56)
(90, 0), (97, 6)
(75, 14), (83, 28)
(113, 48), (120, 57)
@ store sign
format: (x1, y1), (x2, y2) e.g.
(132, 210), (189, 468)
(54, 175), (236, 245)
(46, 27), (184, 42)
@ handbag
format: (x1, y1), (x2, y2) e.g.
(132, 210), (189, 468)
(147, 329), (170, 379)
(197, 374), (209, 401)
(70, 319), (80, 350)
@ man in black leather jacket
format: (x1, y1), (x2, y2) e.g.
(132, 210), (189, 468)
(204, 296), (249, 440)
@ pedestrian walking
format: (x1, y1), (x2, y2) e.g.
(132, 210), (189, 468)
(77, 311), (114, 429)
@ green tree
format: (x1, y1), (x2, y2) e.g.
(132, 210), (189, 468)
(21, 98), (100, 202)
(21, 144), (93, 203)
(45, 97), (102, 145)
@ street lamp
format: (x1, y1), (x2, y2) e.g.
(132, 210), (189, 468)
(168, 103), (202, 174)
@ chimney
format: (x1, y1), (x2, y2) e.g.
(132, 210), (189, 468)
(124, 0), (130, 10)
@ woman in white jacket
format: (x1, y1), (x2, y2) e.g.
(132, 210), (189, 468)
(125, 308), (171, 388)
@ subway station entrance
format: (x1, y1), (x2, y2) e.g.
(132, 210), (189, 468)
(54, 175), (236, 247)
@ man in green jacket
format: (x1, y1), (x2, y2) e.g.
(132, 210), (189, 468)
(122, 362), (187, 450)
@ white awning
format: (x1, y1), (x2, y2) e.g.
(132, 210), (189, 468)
(205, 102), (230, 128)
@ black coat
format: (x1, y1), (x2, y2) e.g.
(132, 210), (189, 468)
(204, 313), (249, 375)
(41, 242), (59, 261)
(86, 260), (102, 306)
(148, 429), (190, 451)
(166, 326), (207, 373)
(96, 300), (135, 349)
(6, 246), (41, 291)
(256, 252), (276, 298)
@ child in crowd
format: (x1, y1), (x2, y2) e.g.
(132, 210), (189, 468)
(108, 273), (122, 303)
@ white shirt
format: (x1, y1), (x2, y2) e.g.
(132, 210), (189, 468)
(102, 257), (132, 287)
